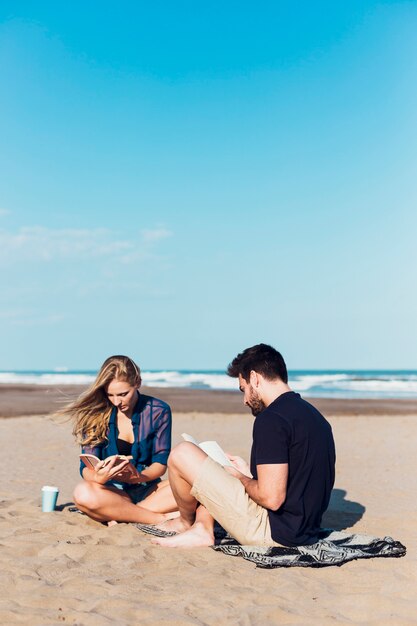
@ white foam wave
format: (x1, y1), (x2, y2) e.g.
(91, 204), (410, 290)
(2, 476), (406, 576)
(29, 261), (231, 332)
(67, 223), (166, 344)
(289, 373), (417, 398)
(0, 372), (96, 385)
(1, 370), (417, 398)
(326, 379), (417, 392)
(142, 371), (236, 390)
(290, 374), (350, 392)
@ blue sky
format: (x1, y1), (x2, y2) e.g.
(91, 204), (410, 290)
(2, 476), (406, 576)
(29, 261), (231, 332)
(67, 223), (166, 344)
(0, 1), (416, 370)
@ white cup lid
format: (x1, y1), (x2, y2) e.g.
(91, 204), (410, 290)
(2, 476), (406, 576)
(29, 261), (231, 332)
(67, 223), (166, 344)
(41, 485), (59, 491)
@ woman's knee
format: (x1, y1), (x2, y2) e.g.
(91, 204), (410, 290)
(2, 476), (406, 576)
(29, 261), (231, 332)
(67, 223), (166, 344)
(73, 481), (101, 510)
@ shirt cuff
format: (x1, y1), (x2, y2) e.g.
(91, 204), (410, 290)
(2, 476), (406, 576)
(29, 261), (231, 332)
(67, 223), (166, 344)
(151, 453), (169, 465)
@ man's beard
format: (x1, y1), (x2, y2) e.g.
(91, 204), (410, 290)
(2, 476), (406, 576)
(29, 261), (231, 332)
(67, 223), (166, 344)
(247, 386), (266, 416)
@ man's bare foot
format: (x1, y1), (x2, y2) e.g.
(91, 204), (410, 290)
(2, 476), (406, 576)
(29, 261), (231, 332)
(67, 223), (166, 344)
(151, 522), (214, 548)
(155, 515), (193, 534)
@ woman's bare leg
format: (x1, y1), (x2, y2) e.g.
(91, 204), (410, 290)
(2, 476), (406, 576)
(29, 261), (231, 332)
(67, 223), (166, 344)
(139, 480), (178, 514)
(73, 481), (170, 524)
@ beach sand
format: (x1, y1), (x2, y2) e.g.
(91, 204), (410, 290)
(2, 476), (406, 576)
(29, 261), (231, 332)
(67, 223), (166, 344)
(0, 385), (416, 625)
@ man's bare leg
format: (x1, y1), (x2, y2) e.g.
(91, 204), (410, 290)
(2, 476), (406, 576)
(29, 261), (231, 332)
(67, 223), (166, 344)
(153, 442), (209, 534)
(151, 505), (215, 548)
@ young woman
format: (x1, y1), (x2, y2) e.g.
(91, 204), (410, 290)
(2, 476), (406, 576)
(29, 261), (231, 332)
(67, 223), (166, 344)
(61, 355), (177, 524)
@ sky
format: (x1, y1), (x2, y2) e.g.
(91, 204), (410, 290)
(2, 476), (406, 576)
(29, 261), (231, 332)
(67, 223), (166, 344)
(0, 1), (416, 370)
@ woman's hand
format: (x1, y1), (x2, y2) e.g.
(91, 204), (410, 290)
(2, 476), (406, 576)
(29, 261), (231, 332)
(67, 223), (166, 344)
(111, 460), (143, 484)
(92, 455), (131, 485)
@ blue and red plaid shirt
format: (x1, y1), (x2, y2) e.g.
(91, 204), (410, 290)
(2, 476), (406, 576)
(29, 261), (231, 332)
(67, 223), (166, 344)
(80, 393), (172, 481)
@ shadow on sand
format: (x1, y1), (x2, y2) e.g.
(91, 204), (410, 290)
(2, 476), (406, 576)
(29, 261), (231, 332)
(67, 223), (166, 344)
(55, 502), (75, 512)
(321, 488), (366, 531)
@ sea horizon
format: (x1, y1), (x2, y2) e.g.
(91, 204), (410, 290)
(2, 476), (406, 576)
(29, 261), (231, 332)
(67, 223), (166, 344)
(1, 368), (417, 400)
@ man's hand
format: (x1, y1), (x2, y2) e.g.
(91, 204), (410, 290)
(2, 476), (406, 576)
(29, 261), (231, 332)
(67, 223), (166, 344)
(224, 464), (246, 480)
(225, 454), (253, 478)
(225, 457), (288, 511)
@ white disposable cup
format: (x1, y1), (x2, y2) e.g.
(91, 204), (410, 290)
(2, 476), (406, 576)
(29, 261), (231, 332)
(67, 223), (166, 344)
(41, 485), (59, 512)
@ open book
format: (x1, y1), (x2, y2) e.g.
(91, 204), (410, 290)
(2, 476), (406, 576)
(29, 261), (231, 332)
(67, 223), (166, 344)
(79, 454), (139, 480)
(79, 453), (129, 470)
(181, 433), (232, 467)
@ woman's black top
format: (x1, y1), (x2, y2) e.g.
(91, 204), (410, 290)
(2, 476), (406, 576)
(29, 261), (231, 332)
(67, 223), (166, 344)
(116, 438), (133, 456)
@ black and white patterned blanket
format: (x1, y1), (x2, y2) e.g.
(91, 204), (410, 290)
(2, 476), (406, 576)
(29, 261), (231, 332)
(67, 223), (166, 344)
(212, 527), (406, 568)
(136, 524), (406, 569)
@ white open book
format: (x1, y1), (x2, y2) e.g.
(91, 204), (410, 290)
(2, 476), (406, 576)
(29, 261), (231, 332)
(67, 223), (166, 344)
(181, 433), (232, 467)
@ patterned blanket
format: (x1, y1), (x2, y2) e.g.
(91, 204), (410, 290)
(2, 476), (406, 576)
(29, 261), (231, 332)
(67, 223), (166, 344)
(136, 524), (406, 569)
(212, 528), (406, 568)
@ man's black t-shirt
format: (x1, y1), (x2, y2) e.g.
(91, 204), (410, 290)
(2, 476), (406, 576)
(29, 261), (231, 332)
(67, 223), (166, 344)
(250, 391), (335, 547)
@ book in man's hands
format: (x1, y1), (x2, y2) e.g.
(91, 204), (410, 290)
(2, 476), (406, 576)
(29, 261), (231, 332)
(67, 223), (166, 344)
(181, 433), (232, 467)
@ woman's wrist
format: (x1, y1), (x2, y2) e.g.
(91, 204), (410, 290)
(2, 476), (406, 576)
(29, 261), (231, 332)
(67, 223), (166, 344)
(93, 474), (108, 485)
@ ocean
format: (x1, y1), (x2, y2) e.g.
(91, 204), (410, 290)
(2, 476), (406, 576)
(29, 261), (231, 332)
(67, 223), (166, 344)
(1, 369), (417, 399)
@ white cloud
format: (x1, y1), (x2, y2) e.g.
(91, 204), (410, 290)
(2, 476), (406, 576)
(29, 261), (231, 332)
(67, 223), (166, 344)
(0, 308), (65, 326)
(140, 228), (173, 243)
(12, 313), (65, 327)
(0, 225), (173, 265)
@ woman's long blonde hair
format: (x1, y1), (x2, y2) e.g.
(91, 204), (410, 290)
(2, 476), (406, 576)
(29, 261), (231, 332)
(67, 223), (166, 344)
(60, 355), (141, 446)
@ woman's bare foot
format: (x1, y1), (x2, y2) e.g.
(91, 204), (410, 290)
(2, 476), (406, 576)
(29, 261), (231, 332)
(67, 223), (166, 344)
(151, 522), (214, 548)
(107, 520), (118, 527)
(155, 515), (193, 534)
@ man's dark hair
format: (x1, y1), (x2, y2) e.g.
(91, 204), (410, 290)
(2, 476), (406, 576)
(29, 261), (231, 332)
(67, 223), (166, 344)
(227, 343), (288, 384)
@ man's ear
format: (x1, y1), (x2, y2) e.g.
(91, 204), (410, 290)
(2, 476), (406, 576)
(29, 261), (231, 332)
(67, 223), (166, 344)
(249, 370), (259, 388)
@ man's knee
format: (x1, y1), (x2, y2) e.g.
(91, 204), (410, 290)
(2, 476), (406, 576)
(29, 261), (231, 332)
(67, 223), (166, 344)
(168, 441), (202, 469)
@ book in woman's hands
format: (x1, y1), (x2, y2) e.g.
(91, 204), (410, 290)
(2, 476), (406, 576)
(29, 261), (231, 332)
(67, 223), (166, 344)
(79, 453), (106, 470)
(80, 453), (129, 470)
(181, 433), (232, 467)
(79, 454), (139, 480)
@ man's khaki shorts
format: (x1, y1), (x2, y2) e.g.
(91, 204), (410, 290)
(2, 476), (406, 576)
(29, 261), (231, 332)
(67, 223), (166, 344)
(190, 456), (282, 546)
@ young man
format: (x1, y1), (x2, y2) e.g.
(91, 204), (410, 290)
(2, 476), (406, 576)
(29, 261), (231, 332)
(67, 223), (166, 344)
(152, 344), (336, 548)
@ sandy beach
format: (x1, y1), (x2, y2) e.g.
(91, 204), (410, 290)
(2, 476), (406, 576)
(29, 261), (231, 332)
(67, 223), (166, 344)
(0, 385), (416, 625)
